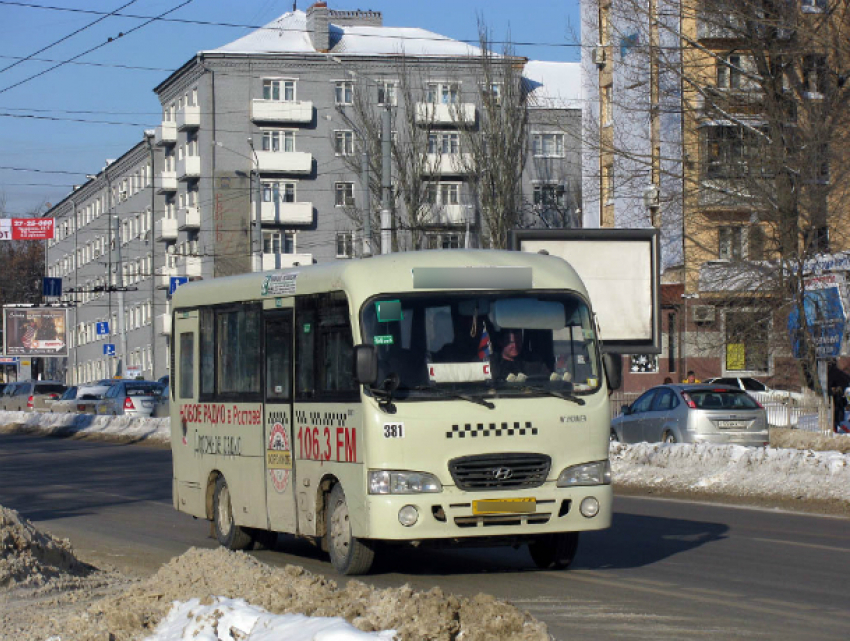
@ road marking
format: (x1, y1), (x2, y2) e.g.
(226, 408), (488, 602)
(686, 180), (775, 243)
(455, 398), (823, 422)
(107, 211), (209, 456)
(751, 537), (850, 554)
(617, 493), (850, 520)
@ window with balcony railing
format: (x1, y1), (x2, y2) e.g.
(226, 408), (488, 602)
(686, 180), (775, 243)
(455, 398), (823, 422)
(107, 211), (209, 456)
(262, 130), (295, 152)
(427, 82), (459, 104)
(702, 124), (767, 179)
(428, 132), (460, 154)
(263, 79), (296, 101)
(263, 230), (295, 254)
(262, 181), (296, 203)
(533, 184), (567, 208)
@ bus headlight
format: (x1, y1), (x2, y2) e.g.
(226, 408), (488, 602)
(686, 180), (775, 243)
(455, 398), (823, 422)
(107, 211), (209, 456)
(368, 470), (443, 495)
(557, 460), (611, 487)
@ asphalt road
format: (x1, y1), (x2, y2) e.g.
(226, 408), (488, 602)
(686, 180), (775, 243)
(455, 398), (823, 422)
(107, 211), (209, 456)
(1, 433), (848, 640)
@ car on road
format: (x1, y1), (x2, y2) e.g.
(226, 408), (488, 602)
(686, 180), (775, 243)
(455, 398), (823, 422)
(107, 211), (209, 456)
(611, 384), (769, 447)
(49, 384), (111, 414)
(96, 380), (164, 418)
(152, 383), (170, 418)
(0, 380), (67, 412)
(704, 377), (804, 403)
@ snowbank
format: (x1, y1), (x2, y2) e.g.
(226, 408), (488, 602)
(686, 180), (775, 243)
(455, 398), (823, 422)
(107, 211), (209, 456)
(0, 410), (168, 444)
(611, 441), (850, 503)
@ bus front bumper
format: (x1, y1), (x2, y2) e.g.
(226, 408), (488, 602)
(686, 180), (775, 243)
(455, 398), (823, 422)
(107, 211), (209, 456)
(362, 483), (613, 541)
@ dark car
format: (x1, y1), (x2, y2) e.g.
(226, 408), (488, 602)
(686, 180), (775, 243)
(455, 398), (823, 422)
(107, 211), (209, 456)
(611, 384), (769, 447)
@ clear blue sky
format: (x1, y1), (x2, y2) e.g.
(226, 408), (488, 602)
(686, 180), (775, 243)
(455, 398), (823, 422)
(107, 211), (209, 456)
(0, 0), (581, 216)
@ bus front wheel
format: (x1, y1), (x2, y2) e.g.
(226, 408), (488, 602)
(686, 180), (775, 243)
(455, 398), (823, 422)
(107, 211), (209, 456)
(529, 532), (580, 570)
(326, 484), (375, 575)
(213, 476), (253, 551)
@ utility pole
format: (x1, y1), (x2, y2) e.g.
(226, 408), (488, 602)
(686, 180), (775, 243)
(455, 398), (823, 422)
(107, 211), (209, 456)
(247, 138), (262, 271)
(107, 170), (115, 377)
(114, 213), (128, 378)
(381, 106), (392, 254)
(360, 150), (372, 257)
(146, 134), (157, 379)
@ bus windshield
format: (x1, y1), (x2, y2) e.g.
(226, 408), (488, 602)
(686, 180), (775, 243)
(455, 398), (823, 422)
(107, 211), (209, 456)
(361, 292), (600, 399)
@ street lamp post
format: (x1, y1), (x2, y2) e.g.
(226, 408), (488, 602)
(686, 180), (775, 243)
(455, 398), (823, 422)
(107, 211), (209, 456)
(246, 138), (262, 272)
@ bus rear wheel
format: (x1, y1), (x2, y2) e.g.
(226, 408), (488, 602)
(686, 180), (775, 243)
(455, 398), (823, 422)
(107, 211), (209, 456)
(326, 483), (375, 575)
(213, 476), (254, 551)
(529, 532), (580, 570)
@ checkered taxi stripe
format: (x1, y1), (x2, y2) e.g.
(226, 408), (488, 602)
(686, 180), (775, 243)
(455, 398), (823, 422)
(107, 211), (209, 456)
(447, 422), (537, 438)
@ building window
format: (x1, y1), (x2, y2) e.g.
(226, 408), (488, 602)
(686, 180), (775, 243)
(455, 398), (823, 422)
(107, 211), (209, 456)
(262, 130), (295, 153)
(725, 310), (769, 373)
(377, 81), (397, 105)
(335, 182), (355, 207)
(334, 130), (355, 156)
(262, 181), (296, 203)
(718, 226), (744, 260)
(263, 79), (295, 101)
(426, 232), (462, 249)
(533, 184), (567, 208)
(629, 354), (658, 373)
(601, 84), (612, 124)
(335, 81), (353, 105)
(532, 133), (565, 157)
(428, 132), (460, 154)
(263, 231), (295, 255)
(336, 232), (354, 258)
(703, 125), (765, 179)
(482, 82), (502, 105)
(427, 182), (460, 206)
(427, 82), (460, 104)
(802, 54), (828, 96)
(717, 54), (742, 89)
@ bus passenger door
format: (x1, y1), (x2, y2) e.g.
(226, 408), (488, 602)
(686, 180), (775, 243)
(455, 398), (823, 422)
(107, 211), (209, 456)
(263, 306), (298, 534)
(172, 310), (204, 518)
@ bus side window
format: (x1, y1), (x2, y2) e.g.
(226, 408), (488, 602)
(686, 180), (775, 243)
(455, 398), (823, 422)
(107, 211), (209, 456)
(199, 308), (214, 396)
(296, 297), (316, 399)
(266, 314), (292, 401)
(179, 332), (194, 399)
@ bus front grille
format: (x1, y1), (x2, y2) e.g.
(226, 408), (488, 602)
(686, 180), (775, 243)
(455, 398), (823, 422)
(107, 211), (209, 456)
(448, 453), (551, 491)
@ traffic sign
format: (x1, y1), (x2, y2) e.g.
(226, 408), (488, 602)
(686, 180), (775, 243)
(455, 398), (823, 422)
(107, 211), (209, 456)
(96, 321), (110, 336)
(42, 277), (62, 298)
(103, 344), (116, 356)
(169, 276), (189, 297)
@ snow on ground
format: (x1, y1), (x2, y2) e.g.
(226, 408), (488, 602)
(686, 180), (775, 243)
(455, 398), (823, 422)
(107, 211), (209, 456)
(610, 441), (850, 503)
(0, 410), (168, 443)
(146, 598), (396, 641)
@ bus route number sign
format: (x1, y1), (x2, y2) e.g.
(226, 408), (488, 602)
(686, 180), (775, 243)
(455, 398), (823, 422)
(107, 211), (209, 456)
(297, 425), (357, 463)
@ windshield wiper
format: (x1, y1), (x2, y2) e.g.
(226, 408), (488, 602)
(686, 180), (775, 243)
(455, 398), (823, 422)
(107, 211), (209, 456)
(517, 384), (586, 406)
(411, 385), (495, 409)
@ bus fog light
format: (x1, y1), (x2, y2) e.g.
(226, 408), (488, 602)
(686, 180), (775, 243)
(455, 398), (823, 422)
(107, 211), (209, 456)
(580, 497), (600, 518)
(398, 505), (419, 527)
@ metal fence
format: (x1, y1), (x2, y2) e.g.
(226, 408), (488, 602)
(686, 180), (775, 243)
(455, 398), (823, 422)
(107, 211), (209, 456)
(609, 389), (833, 433)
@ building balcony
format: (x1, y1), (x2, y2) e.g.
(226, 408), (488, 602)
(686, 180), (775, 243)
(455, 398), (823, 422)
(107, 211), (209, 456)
(255, 151), (313, 174)
(155, 218), (178, 242)
(155, 305), (172, 336)
(157, 171), (177, 193)
(251, 99), (314, 124)
(415, 102), (476, 125)
(422, 153), (473, 175)
(155, 265), (177, 289)
(180, 255), (202, 279)
(423, 204), (473, 226)
(261, 253), (313, 271)
(177, 156), (201, 181)
(178, 205), (201, 230)
(260, 201), (313, 225)
(176, 105), (200, 130)
(154, 122), (177, 146)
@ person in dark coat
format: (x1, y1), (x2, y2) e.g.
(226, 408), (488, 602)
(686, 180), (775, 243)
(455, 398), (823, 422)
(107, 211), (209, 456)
(827, 362), (850, 432)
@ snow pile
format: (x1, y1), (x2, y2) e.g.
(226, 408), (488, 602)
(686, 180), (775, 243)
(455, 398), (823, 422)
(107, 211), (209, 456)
(0, 410), (169, 443)
(611, 441), (850, 503)
(0, 505), (89, 589)
(146, 597), (396, 641)
(55, 547), (548, 641)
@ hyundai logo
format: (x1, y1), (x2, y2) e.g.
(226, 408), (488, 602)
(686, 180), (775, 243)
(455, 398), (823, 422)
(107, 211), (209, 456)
(492, 467), (513, 480)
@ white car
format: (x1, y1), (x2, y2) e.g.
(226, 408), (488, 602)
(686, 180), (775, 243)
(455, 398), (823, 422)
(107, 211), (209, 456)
(705, 377), (804, 403)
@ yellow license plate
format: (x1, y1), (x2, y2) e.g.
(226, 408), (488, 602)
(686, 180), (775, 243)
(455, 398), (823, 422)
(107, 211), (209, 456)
(472, 498), (536, 515)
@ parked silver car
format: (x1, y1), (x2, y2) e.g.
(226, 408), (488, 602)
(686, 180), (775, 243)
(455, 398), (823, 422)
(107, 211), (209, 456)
(0, 380), (67, 412)
(96, 381), (164, 418)
(611, 384), (769, 447)
(49, 384), (111, 414)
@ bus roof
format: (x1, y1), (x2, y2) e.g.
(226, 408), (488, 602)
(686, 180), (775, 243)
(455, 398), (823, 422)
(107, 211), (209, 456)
(171, 249), (589, 309)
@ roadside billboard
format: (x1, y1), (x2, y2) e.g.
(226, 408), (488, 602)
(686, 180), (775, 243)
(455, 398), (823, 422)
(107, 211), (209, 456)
(787, 274), (846, 359)
(2, 307), (68, 357)
(0, 218), (55, 240)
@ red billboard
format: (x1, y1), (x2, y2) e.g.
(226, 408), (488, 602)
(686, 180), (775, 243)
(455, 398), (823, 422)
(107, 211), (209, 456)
(0, 218), (54, 240)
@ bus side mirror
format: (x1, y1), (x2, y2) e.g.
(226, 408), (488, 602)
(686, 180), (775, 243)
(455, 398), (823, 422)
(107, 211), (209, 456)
(354, 345), (379, 386)
(603, 353), (622, 391)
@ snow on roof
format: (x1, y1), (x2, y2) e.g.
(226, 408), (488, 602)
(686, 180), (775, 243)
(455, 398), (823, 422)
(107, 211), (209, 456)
(209, 10), (483, 57)
(523, 60), (582, 110)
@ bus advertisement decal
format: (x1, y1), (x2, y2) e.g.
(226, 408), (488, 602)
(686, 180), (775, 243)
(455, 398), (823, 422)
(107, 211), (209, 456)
(296, 425), (358, 463)
(267, 422), (292, 493)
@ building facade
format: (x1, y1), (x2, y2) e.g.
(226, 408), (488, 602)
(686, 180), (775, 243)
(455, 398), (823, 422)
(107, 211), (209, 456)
(44, 3), (582, 384)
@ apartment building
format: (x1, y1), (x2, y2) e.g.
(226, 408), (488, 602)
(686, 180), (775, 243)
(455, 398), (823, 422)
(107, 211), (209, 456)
(44, 3), (581, 383)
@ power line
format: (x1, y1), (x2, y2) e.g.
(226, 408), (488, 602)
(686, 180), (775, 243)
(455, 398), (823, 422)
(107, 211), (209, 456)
(0, 0), (141, 75)
(0, 0), (195, 96)
(0, 53), (174, 73)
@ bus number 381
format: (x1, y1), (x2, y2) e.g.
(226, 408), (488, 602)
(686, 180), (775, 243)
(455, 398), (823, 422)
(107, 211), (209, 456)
(297, 426), (357, 463)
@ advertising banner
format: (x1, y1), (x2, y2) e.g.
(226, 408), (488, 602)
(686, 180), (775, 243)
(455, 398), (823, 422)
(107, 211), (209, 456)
(2, 307), (68, 356)
(0, 218), (55, 240)
(787, 274), (847, 359)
